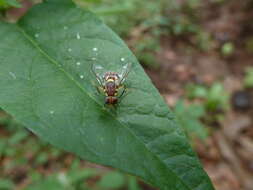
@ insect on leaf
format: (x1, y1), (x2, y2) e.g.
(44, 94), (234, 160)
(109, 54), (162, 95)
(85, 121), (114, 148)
(0, 0), (215, 189)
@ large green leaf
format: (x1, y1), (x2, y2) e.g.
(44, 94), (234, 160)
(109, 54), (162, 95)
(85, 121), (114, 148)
(0, 0), (214, 189)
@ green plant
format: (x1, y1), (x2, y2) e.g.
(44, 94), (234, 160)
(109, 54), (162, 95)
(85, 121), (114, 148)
(0, 0), (214, 189)
(187, 82), (230, 112)
(244, 67), (253, 88)
(173, 100), (208, 141)
(221, 42), (235, 56)
(0, 0), (21, 10)
(76, 0), (166, 67)
(75, 0), (211, 67)
(0, 178), (15, 190)
(26, 169), (142, 190)
(98, 171), (125, 189)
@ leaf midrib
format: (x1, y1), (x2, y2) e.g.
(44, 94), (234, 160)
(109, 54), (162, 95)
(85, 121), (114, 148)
(15, 23), (191, 190)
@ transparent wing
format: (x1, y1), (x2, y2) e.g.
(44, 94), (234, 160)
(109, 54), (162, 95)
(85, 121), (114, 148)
(91, 64), (106, 85)
(118, 62), (132, 84)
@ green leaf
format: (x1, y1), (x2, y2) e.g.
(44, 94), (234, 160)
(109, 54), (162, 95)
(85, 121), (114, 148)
(68, 168), (98, 184)
(0, 0), (21, 9)
(244, 67), (253, 88)
(26, 176), (66, 190)
(221, 42), (234, 56)
(98, 171), (126, 189)
(186, 85), (207, 99)
(174, 100), (208, 140)
(8, 130), (28, 145)
(5, 0), (21, 8)
(0, 179), (15, 190)
(128, 176), (142, 190)
(0, 0), (214, 189)
(206, 83), (229, 111)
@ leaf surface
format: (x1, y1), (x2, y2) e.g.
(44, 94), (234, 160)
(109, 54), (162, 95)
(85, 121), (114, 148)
(0, 0), (214, 189)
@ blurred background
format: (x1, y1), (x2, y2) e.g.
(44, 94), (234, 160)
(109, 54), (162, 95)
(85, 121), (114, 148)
(1, 0), (253, 189)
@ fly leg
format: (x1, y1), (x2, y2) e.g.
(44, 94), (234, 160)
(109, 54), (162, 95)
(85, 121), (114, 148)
(96, 86), (107, 109)
(118, 86), (126, 99)
(96, 86), (104, 95)
(91, 81), (104, 96)
(91, 81), (107, 110)
(117, 85), (131, 104)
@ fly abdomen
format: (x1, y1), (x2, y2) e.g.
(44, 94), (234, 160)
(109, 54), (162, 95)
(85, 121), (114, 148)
(105, 81), (117, 96)
(105, 96), (118, 104)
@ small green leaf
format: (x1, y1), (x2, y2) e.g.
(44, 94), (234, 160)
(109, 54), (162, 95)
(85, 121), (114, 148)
(98, 171), (125, 189)
(5, 0), (21, 7)
(244, 67), (253, 88)
(35, 152), (48, 165)
(8, 130), (28, 145)
(221, 42), (234, 56)
(187, 84), (207, 99)
(0, 179), (15, 190)
(0, 0), (21, 9)
(128, 176), (142, 190)
(0, 0), (214, 189)
(68, 168), (98, 184)
(29, 171), (43, 182)
(174, 100), (208, 140)
(26, 176), (65, 190)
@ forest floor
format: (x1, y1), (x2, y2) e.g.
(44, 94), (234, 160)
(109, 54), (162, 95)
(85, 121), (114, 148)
(145, 1), (253, 190)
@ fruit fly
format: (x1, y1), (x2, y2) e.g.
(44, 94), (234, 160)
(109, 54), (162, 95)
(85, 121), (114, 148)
(91, 63), (131, 105)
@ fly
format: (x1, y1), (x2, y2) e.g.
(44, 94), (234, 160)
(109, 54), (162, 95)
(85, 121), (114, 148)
(91, 63), (131, 105)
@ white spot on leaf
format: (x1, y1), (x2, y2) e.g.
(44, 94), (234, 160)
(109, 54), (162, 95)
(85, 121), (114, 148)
(96, 65), (103, 69)
(76, 33), (81, 39)
(76, 62), (81, 66)
(35, 33), (39, 38)
(120, 58), (125, 61)
(50, 110), (54, 114)
(80, 75), (84, 79)
(93, 47), (98, 51)
(68, 48), (72, 52)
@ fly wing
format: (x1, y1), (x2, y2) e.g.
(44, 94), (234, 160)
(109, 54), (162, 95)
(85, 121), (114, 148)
(118, 62), (132, 85)
(91, 64), (106, 85)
